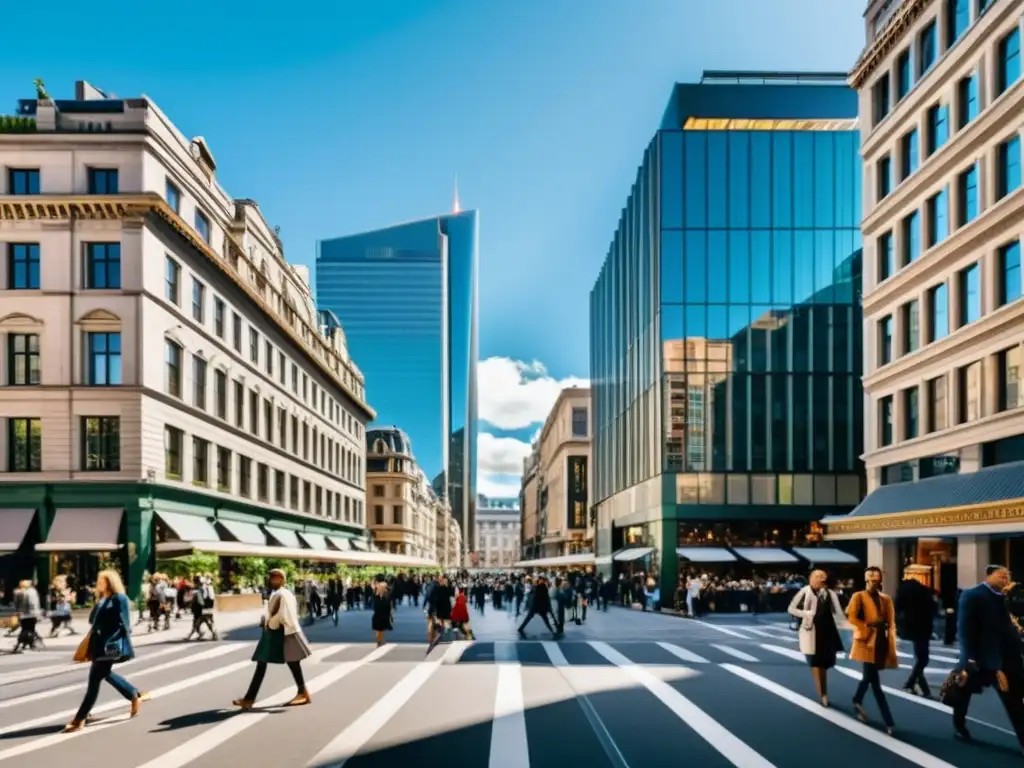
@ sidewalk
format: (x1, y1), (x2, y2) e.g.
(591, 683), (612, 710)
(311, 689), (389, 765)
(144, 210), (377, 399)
(6, 608), (265, 651)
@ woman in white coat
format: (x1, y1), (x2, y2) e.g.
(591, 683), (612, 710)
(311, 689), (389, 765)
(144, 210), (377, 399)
(233, 569), (312, 709)
(788, 569), (846, 707)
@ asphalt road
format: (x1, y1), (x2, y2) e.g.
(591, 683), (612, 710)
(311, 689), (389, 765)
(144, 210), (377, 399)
(0, 603), (1020, 767)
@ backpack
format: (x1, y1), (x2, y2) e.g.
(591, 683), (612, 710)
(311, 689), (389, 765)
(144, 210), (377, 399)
(202, 586), (215, 609)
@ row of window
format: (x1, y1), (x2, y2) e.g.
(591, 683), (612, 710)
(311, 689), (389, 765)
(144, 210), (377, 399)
(872, 15), (1020, 217)
(0, 332), (120, 387)
(163, 339), (362, 487)
(161, 425), (364, 524)
(5, 166), (118, 196)
(162, 255), (363, 443)
(872, 0), (1006, 129)
(877, 238), (1021, 367)
(877, 343), (1023, 448)
(6, 416), (121, 472)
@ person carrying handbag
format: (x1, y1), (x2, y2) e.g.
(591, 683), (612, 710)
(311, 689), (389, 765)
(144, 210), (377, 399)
(787, 569), (845, 707)
(64, 570), (147, 733)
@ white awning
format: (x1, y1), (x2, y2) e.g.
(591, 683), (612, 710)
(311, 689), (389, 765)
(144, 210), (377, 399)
(265, 526), (303, 550)
(613, 547), (654, 562)
(297, 532), (330, 551)
(513, 553), (596, 569)
(793, 547), (860, 564)
(327, 536), (353, 551)
(36, 508), (123, 552)
(155, 510), (219, 544)
(732, 547), (799, 564)
(594, 555), (613, 566)
(349, 539), (368, 551)
(157, 540), (318, 560)
(676, 547), (737, 563)
(217, 520), (266, 546)
(0, 509), (35, 553)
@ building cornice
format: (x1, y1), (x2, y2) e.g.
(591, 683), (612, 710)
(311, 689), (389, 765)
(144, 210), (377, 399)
(0, 193), (374, 420)
(850, 0), (934, 89)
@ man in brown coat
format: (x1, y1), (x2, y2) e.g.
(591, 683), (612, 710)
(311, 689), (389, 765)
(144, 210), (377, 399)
(847, 566), (898, 734)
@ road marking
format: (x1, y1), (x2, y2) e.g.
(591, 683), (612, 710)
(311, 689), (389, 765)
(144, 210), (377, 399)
(134, 644), (392, 768)
(734, 627), (790, 639)
(0, 659), (252, 761)
(541, 642), (631, 768)
(693, 621), (753, 639)
(759, 642), (953, 677)
(588, 642), (776, 768)
(713, 645), (760, 662)
(489, 642), (528, 768)
(656, 642), (709, 664)
(0, 642), (244, 712)
(829, 665), (1016, 736)
(0, 644), (190, 686)
(308, 641), (471, 767)
(721, 664), (957, 768)
(895, 649), (958, 665)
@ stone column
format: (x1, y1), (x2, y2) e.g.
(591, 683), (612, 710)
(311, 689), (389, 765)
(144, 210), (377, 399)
(956, 535), (990, 589)
(867, 538), (900, 583)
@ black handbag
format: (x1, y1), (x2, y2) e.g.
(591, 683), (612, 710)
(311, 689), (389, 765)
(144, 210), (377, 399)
(789, 591), (806, 631)
(939, 668), (970, 707)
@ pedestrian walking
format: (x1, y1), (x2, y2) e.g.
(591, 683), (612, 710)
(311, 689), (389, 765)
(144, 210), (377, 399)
(450, 587), (474, 640)
(186, 575), (218, 641)
(233, 569), (312, 710)
(517, 576), (556, 638)
(63, 570), (146, 733)
(12, 580), (43, 652)
(788, 569), (845, 707)
(371, 579), (393, 647)
(948, 565), (1024, 751)
(847, 566), (897, 735)
(895, 576), (936, 697)
(426, 575), (453, 652)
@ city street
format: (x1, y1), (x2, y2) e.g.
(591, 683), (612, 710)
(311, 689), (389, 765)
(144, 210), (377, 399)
(0, 605), (1020, 767)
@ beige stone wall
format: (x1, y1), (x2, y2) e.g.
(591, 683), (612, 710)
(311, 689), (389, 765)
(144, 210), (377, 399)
(856, 0), (1024, 493)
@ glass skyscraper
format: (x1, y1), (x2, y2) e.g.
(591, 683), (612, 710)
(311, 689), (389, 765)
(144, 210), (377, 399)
(590, 72), (864, 593)
(317, 210), (479, 557)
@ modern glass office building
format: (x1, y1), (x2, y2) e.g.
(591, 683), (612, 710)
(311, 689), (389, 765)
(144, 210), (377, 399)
(589, 72), (865, 595)
(317, 210), (479, 557)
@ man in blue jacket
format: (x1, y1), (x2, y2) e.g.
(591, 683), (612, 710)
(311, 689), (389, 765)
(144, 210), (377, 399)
(953, 564), (1024, 751)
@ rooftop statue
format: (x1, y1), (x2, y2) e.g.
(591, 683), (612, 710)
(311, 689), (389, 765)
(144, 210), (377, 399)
(34, 78), (50, 101)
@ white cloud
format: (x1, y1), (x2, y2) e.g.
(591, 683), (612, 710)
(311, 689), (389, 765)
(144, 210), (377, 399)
(477, 474), (523, 499)
(478, 356), (587, 431)
(478, 432), (532, 475)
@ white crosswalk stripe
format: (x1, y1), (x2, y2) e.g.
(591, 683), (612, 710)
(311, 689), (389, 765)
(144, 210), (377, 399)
(0, 637), (1015, 766)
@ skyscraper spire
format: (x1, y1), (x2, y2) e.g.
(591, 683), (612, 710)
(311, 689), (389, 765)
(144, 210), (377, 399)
(452, 175), (461, 213)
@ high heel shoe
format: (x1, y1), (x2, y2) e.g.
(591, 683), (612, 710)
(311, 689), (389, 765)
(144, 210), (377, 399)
(232, 699), (255, 710)
(62, 721), (84, 734)
(286, 691), (311, 706)
(853, 701), (868, 723)
(819, 695), (829, 708)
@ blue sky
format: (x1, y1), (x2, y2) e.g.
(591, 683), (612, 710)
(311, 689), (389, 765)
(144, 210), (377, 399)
(1, 0), (865, 497)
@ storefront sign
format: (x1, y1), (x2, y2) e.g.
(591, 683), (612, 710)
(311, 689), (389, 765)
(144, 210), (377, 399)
(828, 501), (1024, 536)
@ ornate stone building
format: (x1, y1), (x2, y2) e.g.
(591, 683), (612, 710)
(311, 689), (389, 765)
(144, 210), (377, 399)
(366, 426), (459, 566)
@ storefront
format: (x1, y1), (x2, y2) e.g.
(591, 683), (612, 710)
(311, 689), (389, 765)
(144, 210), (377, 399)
(0, 482), (427, 601)
(823, 461), (1024, 603)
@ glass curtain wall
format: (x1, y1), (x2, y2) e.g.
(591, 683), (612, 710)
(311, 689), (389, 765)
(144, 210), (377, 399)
(659, 127), (864, 508)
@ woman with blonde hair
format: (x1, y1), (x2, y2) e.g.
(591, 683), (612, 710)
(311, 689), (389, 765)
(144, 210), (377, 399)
(64, 570), (146, 732)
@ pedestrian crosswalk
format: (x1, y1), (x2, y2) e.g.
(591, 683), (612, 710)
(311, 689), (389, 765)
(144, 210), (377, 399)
(0, 638), (1017, 767)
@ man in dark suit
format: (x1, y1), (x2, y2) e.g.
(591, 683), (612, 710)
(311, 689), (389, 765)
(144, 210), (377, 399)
(895, 577), (937, 697)
(517, 576), (555, 638)
(954, 564), (1024, 751)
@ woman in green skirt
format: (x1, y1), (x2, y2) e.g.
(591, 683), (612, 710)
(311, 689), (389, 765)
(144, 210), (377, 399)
(233, 569), (312, 709)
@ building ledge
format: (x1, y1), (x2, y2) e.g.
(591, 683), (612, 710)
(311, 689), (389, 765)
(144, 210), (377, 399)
(0, 193), (374, 419)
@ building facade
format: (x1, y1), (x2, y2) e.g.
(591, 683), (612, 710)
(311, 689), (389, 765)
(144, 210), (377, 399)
(519, 442), (540, 560)
(474, 495), (521, 569)
(590, 71), (866, 595)
(824, 0), (1024, 593)
(316, 211), (479, 557)
(0, 81), (378, 598)
(366, 426), (458, 566)
(528, 387), (593, 559)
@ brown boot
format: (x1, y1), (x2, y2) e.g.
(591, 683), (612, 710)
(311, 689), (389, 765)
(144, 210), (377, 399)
(286, 691), (311, 706)
(130, 691), (150, 717)
(232, 698), (255, 710)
